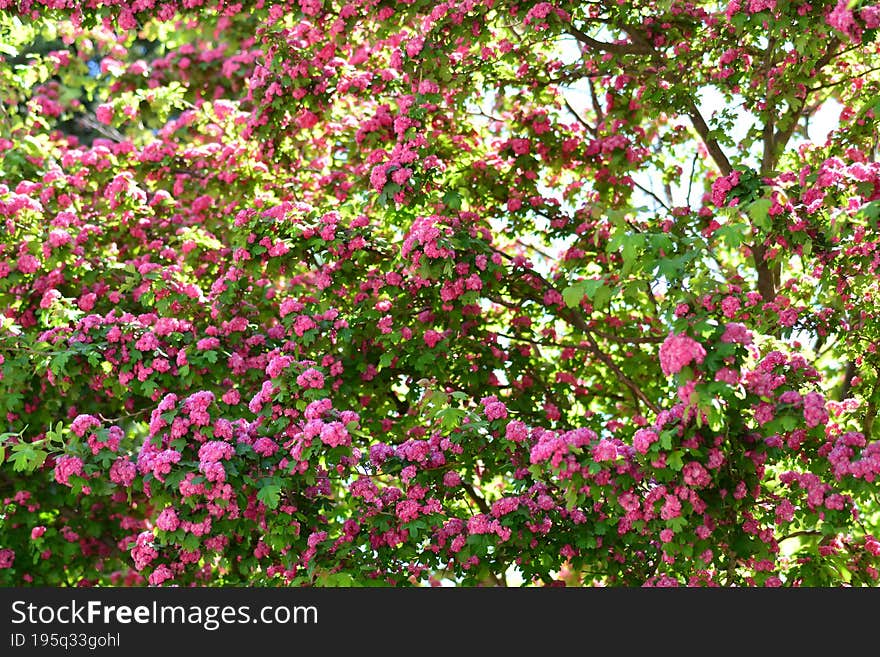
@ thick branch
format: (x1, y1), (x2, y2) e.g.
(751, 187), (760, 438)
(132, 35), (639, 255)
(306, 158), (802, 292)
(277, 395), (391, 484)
(778, 530), (822, 544)
(772, 38), (841, 162)
(567, 24), (653, 55)
(861, 374), (880, 439)
(750, 39), (841, 303)
(462, 483), (491, 515)
(752, 242), (779, 303)
(838, 360), (858, 402)
(684, 97), (732, 176)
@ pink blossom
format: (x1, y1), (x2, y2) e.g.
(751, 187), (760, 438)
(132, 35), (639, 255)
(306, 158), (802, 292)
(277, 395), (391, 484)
(148, 564), (174, 586)
(54, 455), (84, 486)
(483, 400), (508, 421)
(307, 531), (327, 548)
(39, 289), (61, 309)
(593, 439), (618, 462)
(266, 355), (292, 378)
(198, 441), (234, 463)
(659, 333), (706, 375)
(721, 296), (741, 318)
(633, 429), (658, 454)
(721, 322), (753, 345)
(196, 337), (220, 351)
(71, 414), (101, 437)
(95, 103), (114, 124)
(221, 389), (240, 405)
(682, 461), (711, 488)
(660, 495), (681, 520)
(253, 437), (279, 456)
(803, 392), (829, 428)
(862, 6), (880, 28)
(296, 368), (325, 389)
(715, 367), (741, 385)
(0, 549), (14, 569)
(131, 531), (158, 571)
(155, 508), (179, 532)
(423, 330), (443, 348)
(319, 421), (350, 447)
(199, 460), (226, 482)
(396, 500), (420, 522)
(491, 497), (519, 517)
(78, 292), (97, 311)
(710, 170), (741, 206)
(110, 458), (136, 486)
(827, 0), (859, 40)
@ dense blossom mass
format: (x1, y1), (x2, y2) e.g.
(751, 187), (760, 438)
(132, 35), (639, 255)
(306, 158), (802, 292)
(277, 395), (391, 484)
(1, 0), (880, 587)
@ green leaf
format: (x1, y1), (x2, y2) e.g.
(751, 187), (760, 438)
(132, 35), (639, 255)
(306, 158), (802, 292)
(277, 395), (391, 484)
(49, 351), (72, 376)
(442, 190), (462, 210)
(747, 197), (772, 231)
(592, 284), (611, 310)
(716, 222), (747, 248)
(46, 421), (64, 443)
(182, 533), (200, 551)
(257, 483), (282, 509)
(564, 486), (578, 509)
(378, 351), (394, 369)
(437, 407), (465, 430)
(562, 282), (587, 308)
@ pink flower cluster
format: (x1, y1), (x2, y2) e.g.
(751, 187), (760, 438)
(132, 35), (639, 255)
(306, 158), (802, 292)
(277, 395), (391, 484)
(296, 367), (325, 389)
(658, 333), (706, 375)
(710, 170), (740, 206)
(137, 443), (182, 482)
(481, 395), (508, 421)
(53, 455), (84, 486)
(130, 531), (158, 571)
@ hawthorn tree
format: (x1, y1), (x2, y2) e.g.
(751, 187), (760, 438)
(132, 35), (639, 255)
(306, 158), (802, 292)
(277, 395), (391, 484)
(1, 0), (880, 587)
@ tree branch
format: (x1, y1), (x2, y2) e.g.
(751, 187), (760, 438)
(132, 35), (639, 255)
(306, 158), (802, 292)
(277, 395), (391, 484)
(628, 176), (671, 212)
(772, 38), (841, 160)
(683, 97), (732, 176)
(588, 77), (605, 126)
(685, 150), (699, 208)
(580, 330), (661, 414)
(562, 96), (597, 136)
(566, 24), (653, 56)
(861, 372), (880, 439)
(778, 529), (822, 544)
(493, 250), (662, 415)
(462, 483), (491, 515)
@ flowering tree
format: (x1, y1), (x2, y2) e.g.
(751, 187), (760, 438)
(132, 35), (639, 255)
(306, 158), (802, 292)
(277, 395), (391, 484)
(1, 0), (880, 587)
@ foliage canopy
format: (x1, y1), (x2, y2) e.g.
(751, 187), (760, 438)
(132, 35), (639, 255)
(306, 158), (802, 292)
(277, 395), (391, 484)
(2, 0), (880, 586)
